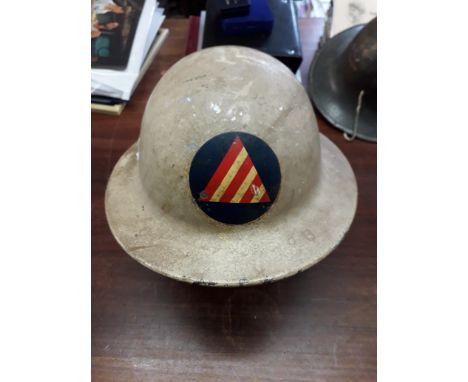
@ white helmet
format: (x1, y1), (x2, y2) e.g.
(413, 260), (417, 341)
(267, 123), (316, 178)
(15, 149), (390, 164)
(105, 46), (357, 286)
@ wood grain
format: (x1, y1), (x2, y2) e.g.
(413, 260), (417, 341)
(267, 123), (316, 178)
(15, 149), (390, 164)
(92, 18), (376, 381)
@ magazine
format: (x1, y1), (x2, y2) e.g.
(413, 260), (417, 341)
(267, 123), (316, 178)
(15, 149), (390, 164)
(91, 0), (146, 69)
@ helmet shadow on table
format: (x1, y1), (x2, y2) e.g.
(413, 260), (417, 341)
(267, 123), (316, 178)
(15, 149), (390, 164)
(148, 253), (341, 356)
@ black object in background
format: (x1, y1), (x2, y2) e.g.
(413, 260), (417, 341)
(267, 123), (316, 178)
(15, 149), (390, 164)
(91, 94), (125, 105)
(202, 0), (302, 73)
(212, 0), (250, 18)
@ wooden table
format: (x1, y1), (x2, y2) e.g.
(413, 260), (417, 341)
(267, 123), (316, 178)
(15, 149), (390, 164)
(92, 18), (376, 381)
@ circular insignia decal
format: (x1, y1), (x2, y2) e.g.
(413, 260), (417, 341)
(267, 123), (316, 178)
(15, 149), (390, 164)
(189, 132), (281, 224)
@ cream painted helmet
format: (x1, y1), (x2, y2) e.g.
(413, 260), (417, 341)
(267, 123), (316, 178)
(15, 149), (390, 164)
(105, 46), (357, 286)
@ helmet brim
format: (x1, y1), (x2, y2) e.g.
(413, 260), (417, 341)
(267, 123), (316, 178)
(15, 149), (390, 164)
(105, 134), (358, 287)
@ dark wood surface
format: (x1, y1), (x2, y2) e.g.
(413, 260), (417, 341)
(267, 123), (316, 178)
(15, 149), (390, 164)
(92, 18), (376, 381)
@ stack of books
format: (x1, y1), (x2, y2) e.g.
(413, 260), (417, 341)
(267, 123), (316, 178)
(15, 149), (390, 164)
(91, 0), (168, 115)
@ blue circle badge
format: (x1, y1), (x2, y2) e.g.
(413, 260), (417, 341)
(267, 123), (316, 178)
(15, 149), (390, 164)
(189, 132), (281, 224)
